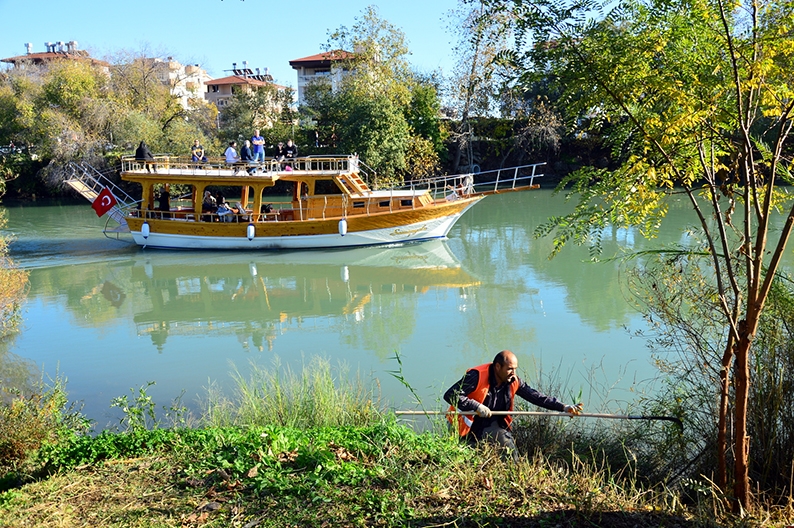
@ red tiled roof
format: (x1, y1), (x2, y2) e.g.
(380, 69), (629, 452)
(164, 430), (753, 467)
(289, 50), (354, 67)
(206, 75), (287, 90)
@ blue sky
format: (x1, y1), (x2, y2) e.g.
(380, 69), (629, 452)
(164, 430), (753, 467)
(0, 0), (461, 88)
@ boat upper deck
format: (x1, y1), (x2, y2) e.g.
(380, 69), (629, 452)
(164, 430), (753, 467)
(122, 155), (358, 179)
(120, 154), (375, 196)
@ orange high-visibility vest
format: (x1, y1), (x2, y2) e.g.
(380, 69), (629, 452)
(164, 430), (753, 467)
(447, 363), (520, 436)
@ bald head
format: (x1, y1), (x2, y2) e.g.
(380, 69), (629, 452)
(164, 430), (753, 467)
(493, 350), (518, 386)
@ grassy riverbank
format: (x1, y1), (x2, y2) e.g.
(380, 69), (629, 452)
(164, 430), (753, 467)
(1, 359), (792, 527)
(2, 422), (791, 527)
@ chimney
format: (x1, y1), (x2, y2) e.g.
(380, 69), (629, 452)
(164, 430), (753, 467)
(256, 67), (260, 75)
(45, 42), (52, 53)
(25, 43), (33, 54)
(71, 40), (78, 51)
(57, 41), (64, 52)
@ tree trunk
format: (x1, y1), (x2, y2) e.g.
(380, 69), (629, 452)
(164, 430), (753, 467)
(717, 338), (734, 492)
(733, 321), (754, 513)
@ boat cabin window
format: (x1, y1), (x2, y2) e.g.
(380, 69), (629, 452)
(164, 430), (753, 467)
(379, 200), (390, 208)
(401, 199), (413, 207)
(203, 185), (253, 209)
(314, 179), (343, 195)
(353, 201), (365, 208)
(292, 182), (309, 201)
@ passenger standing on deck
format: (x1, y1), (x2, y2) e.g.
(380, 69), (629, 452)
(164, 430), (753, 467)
(251, 129), (266, 163)
(284, 139), (298, 170)
(158, 186), (171, 219)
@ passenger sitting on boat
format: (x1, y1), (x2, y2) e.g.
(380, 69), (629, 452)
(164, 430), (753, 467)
(217, 200), (234, 222)
(446, 183), (465, 201)
(240, 140), (256, 174)
(285, 139), (298, 159)
(234, 202), (250, 221)
(201, 191), (217, 221)
(224, 141), (240, 167)
(191, 139), (208, 163)
(272, 142), (285, 170)
(135, 141), (155, 173)
(260, 203), (275, 221)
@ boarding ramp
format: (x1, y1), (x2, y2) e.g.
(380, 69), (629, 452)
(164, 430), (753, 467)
(404, 162), (546, 203)
(65, 161), (137, 234)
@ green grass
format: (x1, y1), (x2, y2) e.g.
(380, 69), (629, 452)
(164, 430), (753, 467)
(201, 356), (382, 429)
(3, 421), (791, 527)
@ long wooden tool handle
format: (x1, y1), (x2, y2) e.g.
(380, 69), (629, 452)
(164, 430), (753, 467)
(395, 410), (683, 429)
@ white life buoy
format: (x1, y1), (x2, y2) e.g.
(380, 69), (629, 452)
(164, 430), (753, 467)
(338, 218), (348, 236)
(141, 221), (150, 239)
(247, 223), (255, 241)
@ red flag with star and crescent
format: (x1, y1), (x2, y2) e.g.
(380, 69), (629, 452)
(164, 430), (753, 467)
(92, 187), (118, 217)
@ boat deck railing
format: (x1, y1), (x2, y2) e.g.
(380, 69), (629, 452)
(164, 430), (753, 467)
(120, 154), (360, 177)
(407, 162), (546, 202)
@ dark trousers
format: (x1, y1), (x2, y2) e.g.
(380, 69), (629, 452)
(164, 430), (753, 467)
(467, 422), (519, 462)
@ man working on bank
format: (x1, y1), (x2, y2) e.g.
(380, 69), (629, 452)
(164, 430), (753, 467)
(443, 350), (583, 460)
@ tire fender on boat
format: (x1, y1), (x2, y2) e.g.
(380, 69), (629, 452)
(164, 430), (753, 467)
(338, 218), (348, 236)
(141, 221), (150, 240)
(247, 223), (256, 241)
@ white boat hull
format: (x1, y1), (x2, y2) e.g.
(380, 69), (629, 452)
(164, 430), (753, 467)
(129, 204), (476, 250)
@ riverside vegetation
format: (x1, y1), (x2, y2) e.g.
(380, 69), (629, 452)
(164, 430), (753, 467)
(1, 356), (793, 527)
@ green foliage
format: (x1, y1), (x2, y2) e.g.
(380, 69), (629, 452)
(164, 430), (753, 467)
(36, 428), (177, 470)
(109, 381), (190, 433)
(338, 93), (411, 185)
(746, 275), (794, 493)
(0, 49), (219, 195)
(38, 61), (102, 120)
(218, 84), (295, 147)
(406, 78), (446, 154)
(0, 376), (89, 470)
(109, 381), (159, 433)
(300, 7), (445, 182)
(202, 356), (382, 429)
(497, 0), (794, 507)
(0, 212), (27, 337)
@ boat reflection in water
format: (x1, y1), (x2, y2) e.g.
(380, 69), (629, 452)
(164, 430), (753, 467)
(131, 240), (480, 352)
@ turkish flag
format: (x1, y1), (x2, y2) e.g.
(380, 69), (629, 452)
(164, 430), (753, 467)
(92, 187), (118, 217)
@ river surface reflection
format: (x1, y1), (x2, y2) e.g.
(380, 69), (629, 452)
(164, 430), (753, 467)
(3, 190), (751, 427)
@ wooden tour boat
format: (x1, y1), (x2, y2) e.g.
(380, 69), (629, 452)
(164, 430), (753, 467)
(66, 154), (544, 250)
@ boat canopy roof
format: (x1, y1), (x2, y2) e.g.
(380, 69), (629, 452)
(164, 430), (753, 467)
(120, 154), (370, 192)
